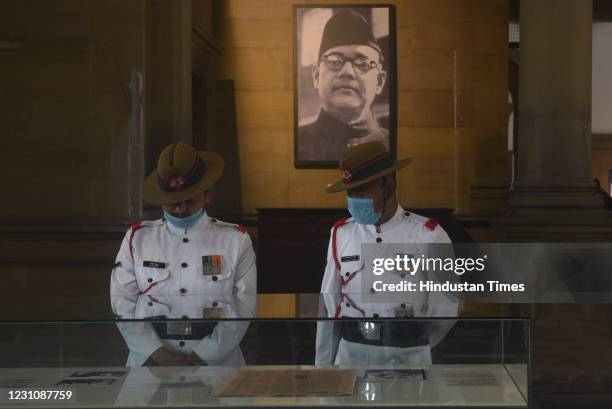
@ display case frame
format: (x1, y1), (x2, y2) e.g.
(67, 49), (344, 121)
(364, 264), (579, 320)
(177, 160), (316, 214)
(0, 294), (530, 408)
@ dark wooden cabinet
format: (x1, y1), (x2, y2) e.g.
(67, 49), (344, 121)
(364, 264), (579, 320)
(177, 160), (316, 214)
(256, 208), (347, 293)
(256, 207), (469, 293)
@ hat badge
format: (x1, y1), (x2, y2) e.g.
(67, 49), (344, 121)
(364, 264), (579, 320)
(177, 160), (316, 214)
(340, 164), (353, 183)
(164, 174), (186, 191)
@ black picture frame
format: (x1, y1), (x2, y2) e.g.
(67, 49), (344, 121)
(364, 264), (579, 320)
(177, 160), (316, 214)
(293, 4), (397, 169)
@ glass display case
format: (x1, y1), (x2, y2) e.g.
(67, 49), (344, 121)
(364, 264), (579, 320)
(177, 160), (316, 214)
(0, 294), (529, 408)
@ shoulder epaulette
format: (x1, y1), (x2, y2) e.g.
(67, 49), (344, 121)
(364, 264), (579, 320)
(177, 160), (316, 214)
(402, 211), (431, 227)
(333, 216), (354, 230)
(128, 222), (143, 260)
(424, 218), (439, 231)
(139, 219), (164, 227)
(128, 219), (161, 259)
(331, 217), (354, 271)
(209, 218), (247, 234)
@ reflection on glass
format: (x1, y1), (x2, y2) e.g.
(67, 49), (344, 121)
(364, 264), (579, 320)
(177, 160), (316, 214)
(316, 293), (458, 367)
(111, 294), (255, 367)
(357, 380), (380, 401)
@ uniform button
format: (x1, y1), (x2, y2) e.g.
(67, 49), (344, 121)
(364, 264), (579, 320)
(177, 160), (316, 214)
(373, 313), (380, 318)
(400, 303), (406, 308)
(212, 301), (218, 307)
(182, 315), (189, 319)
(212, 276), (218, 282)
(345, 272), (350, 277)
(181, 262), (188, 268)
(148, 302), (153, 307)
(404, 212), (410, 217)
(345, 303), (350, 308)
(182, 238), (189, 243)
(180, 288), (187, 294)
(376, 237), (382, 243)
(211, 218), (217, 223)
(179, 341), (185, 347)
(147, 278), (153, 283)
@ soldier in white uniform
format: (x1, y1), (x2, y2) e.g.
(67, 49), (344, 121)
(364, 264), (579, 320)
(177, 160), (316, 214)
(316, 141), (458, 367)
(112, 293), (255, 406)
(111, 142), (256, 367)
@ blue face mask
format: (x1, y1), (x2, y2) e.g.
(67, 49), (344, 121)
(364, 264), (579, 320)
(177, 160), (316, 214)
(163, 209), (204, 230)
(346, 196), (382, 225)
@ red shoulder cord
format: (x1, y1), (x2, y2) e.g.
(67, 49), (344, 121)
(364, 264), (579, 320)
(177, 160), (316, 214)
(127, 222), (159, 295)
(342, 293), (366, 317)
(140, 282), (158, 295)
(331, 217), (349, 272)
(332, 217), (359, 286)
(335, 293), (366, 318)
(332, 217), (362, 318)
(128, 222), (143, 260)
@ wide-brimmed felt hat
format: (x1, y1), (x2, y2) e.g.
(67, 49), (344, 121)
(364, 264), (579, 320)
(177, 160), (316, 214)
(326, 141), (412, 193)
(143, 142), (224, 205)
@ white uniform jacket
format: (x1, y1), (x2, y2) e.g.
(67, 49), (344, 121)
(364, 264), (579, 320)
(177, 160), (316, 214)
(110, 212), (256, 366)
(316, 205), (459, 367)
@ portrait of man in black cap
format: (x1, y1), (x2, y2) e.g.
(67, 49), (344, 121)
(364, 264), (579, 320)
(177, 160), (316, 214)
(294, 6), (396, 167)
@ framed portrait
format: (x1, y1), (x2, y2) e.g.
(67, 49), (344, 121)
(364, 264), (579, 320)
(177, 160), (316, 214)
(294, 4), (397, 168)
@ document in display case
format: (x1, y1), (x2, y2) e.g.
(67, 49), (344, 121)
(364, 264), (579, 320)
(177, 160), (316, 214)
(0, 293), (529, 408)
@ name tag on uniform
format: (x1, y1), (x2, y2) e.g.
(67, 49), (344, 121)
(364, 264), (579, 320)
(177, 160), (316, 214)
(143, 261), (166, 269)
(341, 255), (360, 262)
(201, 255), (222, 276)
